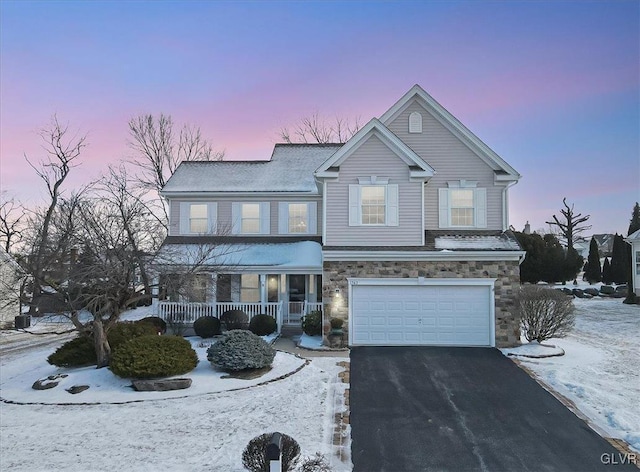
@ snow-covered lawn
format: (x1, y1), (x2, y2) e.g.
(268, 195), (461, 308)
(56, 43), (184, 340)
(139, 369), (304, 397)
(502, 297), (640, 452)
(0, 321), (350, 470)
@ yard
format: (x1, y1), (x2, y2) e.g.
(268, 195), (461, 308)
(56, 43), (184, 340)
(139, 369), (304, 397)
(0, 318), (350, 471)
(503, 296), (640, 453)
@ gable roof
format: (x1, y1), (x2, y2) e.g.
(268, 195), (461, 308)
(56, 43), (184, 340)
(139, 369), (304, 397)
(160, 144), (341, 195)
(626, 229), (640, 242)
(314, 118), (435, 179)
(379, 85), (521, 181)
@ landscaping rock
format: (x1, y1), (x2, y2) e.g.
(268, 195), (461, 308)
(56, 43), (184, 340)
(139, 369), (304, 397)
(600, 285), (615, 295)
(572, 289), (585, 298)
(584, 288), (600, 297)
(131, 378), (192, 392)
(66, 385), (90, 394)
(32, 373), (68, 390)
(32, 379), (59, 390)
(559, 288), (574, 296)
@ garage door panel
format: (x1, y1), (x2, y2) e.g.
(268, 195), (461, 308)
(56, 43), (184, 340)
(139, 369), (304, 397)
(351, 282), (492, 347)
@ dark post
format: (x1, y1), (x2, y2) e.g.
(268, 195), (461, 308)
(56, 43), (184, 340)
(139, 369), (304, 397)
(266, 432), (282, 472)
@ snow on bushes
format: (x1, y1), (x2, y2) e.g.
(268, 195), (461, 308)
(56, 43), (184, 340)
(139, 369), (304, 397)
(516, 285), (575, 342)
(206, 330), (275, 371)
(110, 335), (198, 379)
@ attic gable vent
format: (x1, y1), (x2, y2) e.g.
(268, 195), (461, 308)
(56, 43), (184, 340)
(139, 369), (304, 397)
(409, 112), (422, 133)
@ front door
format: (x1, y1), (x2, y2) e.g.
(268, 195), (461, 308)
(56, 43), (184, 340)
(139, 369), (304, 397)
(287, 275), (306, 324)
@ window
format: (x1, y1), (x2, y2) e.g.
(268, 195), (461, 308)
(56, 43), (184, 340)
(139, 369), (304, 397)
(361, 186), (386, 225)
(636, 251), (640, 275)
(438, 185), (487, 229)
(232, 202), (270, 234)
(189, 204), (208, 233)
(348, 182), (398, 227)
(288, 203), (308, 233)
(278, 202), (317, 234)
(240, 274), (260, 302)
(241, 203), (260, 233)
(450, 189), (474, 227)
(180, 202), (216, 235)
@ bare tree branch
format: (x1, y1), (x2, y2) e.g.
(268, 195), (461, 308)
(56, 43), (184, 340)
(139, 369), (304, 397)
(280, 112), (361, 144)
(0, 194), (25, 253)
(545, 197), (591, 250)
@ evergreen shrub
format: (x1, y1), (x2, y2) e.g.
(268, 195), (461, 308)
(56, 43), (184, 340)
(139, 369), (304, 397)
(248, 314), (277, 336)
(110, 335), (198, 379)
(301, 310), (322, 336)
(193, 315), (221, 338)
(206, 330), (275, 371)
(220, 309), (249, 331)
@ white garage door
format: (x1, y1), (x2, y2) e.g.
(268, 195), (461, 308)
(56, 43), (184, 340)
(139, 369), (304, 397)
(350, 281), (493, 347)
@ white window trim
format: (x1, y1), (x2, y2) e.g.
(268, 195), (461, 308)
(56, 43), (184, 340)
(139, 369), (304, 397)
(349, 182), (399, 227)
(278, 202), (317, 235)
(232, 202), (270, 235)
(179, 202), (217, 235)
(438, 182), (487, 229)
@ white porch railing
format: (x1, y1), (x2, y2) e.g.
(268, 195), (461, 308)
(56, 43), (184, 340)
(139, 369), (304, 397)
(158, 301), (283, 327)
(303, 302), (323, 314)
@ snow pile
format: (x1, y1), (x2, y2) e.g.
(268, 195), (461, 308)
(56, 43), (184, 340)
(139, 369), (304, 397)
(501, 341), (564, 358)
(506, 297), (640, 452)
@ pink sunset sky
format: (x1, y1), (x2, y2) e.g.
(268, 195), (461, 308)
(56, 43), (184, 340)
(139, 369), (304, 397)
(0, 1), (638, 235)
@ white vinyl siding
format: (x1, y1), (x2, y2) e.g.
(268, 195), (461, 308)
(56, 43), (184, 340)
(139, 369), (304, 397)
(325, 134), (422, 246)
(438, 188), (487, 229)
(232, 202), (270, 235)
(386, 101), (503, 230)
(348, 184), (399, 227)
(179, 202), (217, 235)
(278, 202), (318, 234)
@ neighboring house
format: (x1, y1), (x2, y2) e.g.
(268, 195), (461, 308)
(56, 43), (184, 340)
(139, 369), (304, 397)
(155, 85), (525, 347)
(0, 248), (25, 328)
(625, 230), (640, 296)
(593, 233), (614, 257)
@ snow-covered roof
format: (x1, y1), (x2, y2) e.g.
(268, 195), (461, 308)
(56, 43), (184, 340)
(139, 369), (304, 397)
(156, 240), (322, 271)
(161, 144), (341, 195)
(434, 234), (521, 251)
(625, 229), (640, 242)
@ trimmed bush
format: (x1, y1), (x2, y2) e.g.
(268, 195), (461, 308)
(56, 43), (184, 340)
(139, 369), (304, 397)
(47, 336), (96, 367)
(139, 316), (167, 334)
(330, 317), (344, 330)
(47, 321), (157, 367)
(220, 309), (249, 331)
(301, 310), (322, 336)
(110, 335), (198, 379)
(108, 321), (158, 352)
(515, 285), (575, 342)
(242, 432), (300, 472)
(206, 330), (275, 371)
(248, 314), (277, 336)
(194, 315), (221, 338)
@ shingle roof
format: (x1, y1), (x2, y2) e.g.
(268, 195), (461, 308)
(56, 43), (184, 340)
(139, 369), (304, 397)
(161, 144), (341, 194)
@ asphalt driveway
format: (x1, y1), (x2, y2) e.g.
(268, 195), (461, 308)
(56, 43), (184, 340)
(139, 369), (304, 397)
(350, 347), (637, 472)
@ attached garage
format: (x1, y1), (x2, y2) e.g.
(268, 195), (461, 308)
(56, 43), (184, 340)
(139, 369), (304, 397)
(349, 278), (495, 347)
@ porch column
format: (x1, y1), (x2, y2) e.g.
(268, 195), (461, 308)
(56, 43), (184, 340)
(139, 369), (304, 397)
(151, 274), (159, 314)
(259, 274), (267, 312)
(207, 273), (217, 304)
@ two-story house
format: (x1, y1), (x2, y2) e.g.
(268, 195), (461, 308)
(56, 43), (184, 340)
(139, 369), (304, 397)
(155, 85), (525, 347)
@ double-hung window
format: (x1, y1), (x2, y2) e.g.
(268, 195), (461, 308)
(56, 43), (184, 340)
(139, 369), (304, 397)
(278, 202), (317, 234)
(179, 202), (217, 235)
(438, 181), (487, 228)
(232, 202), (270, 235)
(348, 179), (399, 227)
(361, 186), (386, 225)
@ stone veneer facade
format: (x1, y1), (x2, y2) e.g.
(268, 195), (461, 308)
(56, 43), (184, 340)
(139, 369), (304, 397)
(322, 259), (521, 347)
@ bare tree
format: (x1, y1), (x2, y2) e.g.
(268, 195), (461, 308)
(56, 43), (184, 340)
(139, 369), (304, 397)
(127, 114), (224, 227)
(516, 285), (575, 343)
(280, 112), (361, 144)
(23, 116), (86, 315)
(546, 197), (591, 250)
(0, 194), (24, 253)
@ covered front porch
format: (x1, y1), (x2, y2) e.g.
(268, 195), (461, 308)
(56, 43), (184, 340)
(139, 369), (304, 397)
(156, 272), (324, 331)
